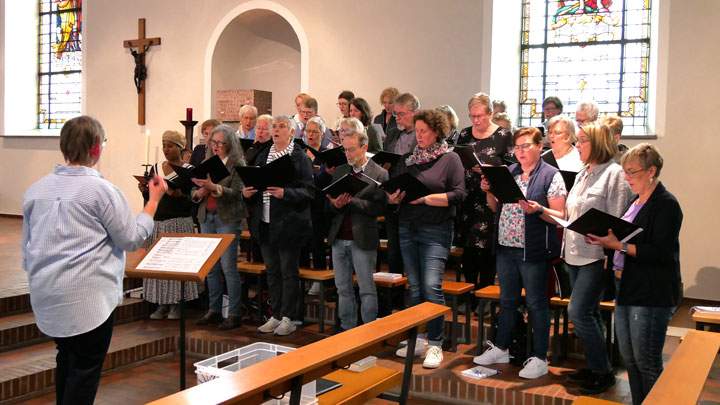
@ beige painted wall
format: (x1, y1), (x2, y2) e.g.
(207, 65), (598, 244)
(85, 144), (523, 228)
(0, 0), (717, 300)
(211, 9), (300, 118)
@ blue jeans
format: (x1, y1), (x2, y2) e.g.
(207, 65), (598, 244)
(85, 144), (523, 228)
(566, 260), (611, 373)
(200, 212), (241, 317)
(615, 305), (673, 405)
(332, 239), (378, 330)
(399, 220), (452, 347)
(495, 246), (549, 359)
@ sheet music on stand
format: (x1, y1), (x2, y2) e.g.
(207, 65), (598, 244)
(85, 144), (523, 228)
(137, 237), (222, 273)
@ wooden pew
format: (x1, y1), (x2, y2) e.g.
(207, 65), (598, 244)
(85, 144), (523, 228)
(693, 310), (720, 331)
(148, 302), (450, 405)
(643, 329), (720, 405)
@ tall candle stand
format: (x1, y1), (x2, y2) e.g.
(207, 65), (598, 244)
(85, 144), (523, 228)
(180, 120), (198, 153)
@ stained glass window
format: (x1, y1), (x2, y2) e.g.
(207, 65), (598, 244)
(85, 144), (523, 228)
(38, 0), (82, 129)
(519, 0), (652, 135)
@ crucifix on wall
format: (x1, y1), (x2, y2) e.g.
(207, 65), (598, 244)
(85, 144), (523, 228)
(123, 18), (161, 125)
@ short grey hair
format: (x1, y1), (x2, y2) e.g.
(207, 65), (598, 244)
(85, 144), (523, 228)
(343, 128), (369, 147)
(272, 115), (296, 137)
(394, 92), (420, 112)
(547, 115), (577, 143)
(239, 104), (258, 118)
(306, 116), (326, 134)
(576, 100), (599, 122)
(207, 123), (245, 165)
(339, 117), (364, 133)
(256, 114), (272, 126)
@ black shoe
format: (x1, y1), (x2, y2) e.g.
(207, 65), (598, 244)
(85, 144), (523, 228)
(218, 315), (242, 330)
(579, 371), (616, 395)
(196, 311), (222, 326)
(566, 368), (594, 384)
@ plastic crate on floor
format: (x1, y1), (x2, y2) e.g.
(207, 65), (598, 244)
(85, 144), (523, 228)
(194, 342), (317, 405)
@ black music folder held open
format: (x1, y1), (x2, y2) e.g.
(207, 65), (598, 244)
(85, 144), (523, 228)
(370, 151), (403, 167)
(541, 150), (579, 191)
(551, 208), (643, 242)
(453, 145), (482, 170)
(481, 165), (527, 203)
(235, 154), (296, 190)
(171, 154), (230, 184)
(380, 173), (431, 203)
(322, 172), (379, 198)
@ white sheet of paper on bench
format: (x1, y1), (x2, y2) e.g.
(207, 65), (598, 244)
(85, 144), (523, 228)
(136, 236), (222, 273)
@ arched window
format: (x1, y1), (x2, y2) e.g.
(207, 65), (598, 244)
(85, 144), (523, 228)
(518, 0), (652, 134)
(38, 0), (82, 129)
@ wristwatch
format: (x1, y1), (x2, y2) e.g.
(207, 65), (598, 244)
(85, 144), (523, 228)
(620, 242), (628, 254)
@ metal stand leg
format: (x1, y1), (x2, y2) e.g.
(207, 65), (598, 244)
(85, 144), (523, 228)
(399, 327), (417, 405)
(476, 300), (487, 355)
(319, 281), (326, 334)
(179, 281), (186, 389)
(463, 293), (472, 345)
(449, 295), (458, 352)
(288, 375), (303, 405)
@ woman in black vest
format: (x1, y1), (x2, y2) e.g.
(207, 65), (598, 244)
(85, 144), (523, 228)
(473, 127), (567, 379)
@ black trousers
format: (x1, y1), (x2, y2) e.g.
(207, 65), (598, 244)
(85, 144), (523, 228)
(462, 246), (496, 289)
(259, 222), (302, 320)
(54, 311), (114, 405)
(384, 212), (404, 274)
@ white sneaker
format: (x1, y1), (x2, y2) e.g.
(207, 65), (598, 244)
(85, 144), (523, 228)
(422, 346), (443, 369)
(273, 317), (297, 336)
(307, 282), (321, 296)
(395, 338), (428, 358)
(258, 317), (281, 333)
(473, 341), (510, 365)
(150, 304), (168, 320)
(519, 357), (548, 379)
(166, 304), (181, 320)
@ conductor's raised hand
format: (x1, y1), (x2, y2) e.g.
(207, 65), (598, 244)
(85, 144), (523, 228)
(266, 186), (284, 199)
(147, 175), (168, 203)
(242, 186), (258, 198)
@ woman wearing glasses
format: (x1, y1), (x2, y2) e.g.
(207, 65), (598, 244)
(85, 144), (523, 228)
(473, 127), (567, 379)
(243, 116), (314, 336)
(562, 123), (634, 394)
(193, 125), (247, 330)
(586, 143), (682, 405)
(454, 93), (514, 293)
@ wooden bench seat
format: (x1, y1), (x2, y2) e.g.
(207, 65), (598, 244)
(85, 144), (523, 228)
(318, 366), (401, 405)
(149, 302), (450, 405)
(441, 281), (474, 352)
(644, 329), (720, 405)
(572, 397), (622, 404)
(299, 268), (335, 334)
(693, 310), (720, 331)
(548, 296), (617, 364)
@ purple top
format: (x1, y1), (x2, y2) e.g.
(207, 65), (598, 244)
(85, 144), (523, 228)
(613, 201), (645, 271)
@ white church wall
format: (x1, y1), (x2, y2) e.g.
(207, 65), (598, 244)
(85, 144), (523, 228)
(0, 0), (718, 300)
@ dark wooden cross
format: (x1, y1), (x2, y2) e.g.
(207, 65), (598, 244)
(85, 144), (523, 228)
(123, 18), (161, 125)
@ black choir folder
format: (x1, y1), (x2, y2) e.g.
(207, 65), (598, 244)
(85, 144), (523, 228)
(235, 154), (295, 190)
(322, 172), (379, 198)
(480, 165), (527, 203)
(453, 145), (482, 170)
(171, 155), (230, 184)
(295, 139), (348, 167)
(370, 151), (402, 167)
(551, 208), (643, 243)
(380, 173), (431, 202)
(541, 150), (578, 191)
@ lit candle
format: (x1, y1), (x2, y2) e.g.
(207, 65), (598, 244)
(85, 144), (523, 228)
(145, 128), (151, 164)
(186, 107), (193, 121)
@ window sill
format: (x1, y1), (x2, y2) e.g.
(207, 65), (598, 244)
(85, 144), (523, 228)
(1, 128), (61, 137)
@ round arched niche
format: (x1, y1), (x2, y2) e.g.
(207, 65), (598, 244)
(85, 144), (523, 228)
(211, 9), (301, 118)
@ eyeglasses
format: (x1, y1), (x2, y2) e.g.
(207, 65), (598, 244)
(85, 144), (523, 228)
(209, 140), (227, 146)
(336, 102), (349, 106)
(623, 168), (646, 177)
(468, 114), (487, 121)
(395, 111), (412, 118)
(513, 142), (535, 152)
(102, 138), (108, 148)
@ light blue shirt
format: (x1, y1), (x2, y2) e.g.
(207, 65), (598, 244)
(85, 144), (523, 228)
(22, 165), (154, 337)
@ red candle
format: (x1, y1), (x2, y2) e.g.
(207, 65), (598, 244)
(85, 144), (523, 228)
(186, 107), (193, 121)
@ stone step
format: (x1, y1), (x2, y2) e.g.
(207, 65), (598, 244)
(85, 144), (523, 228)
(0, 297), (149, 353)
(0, 277), (144, 318)
(0, 319), (178, 403)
